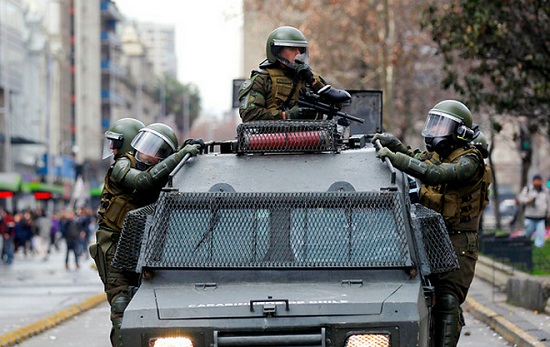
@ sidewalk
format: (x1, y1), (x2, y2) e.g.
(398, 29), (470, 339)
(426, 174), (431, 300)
(0, 244), (104, 347)
(466, 259), (550, 346)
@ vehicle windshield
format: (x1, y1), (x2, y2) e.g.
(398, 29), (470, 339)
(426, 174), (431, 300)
(138, 191), (413, 269)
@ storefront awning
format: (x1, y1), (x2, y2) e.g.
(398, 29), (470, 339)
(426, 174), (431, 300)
(22, 182), (66, 195)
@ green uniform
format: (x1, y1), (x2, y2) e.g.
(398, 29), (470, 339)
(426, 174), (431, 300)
(414, 146), (491, 301)
(384, 145), (491, 299)
(379, 142), (492, 347)
(90, 153), (162, 347)
(239, 64), (326, 122)
(90, 144), (198, 347)
(373, 99), (491, 347)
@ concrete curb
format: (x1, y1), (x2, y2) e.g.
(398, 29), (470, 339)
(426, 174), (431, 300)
(465, 296), (546, 347)
(0, 292), (106, 347)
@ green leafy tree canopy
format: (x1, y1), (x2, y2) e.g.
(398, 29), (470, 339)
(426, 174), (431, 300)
(155, 75), (201, 132)
(422, 0), (549, 123)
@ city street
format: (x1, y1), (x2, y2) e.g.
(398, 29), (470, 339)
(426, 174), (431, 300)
(0, 242), (514, 346)
(0, 243), (103, 337)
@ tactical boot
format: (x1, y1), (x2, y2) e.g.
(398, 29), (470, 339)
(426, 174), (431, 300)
(432, 293), (461, 347)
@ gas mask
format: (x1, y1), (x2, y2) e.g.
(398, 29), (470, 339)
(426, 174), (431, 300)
(424, 136), (454, 157)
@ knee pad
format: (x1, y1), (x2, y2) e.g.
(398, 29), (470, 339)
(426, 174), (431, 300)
(436, 293), (459, 313)
(111, 293), (131, 318)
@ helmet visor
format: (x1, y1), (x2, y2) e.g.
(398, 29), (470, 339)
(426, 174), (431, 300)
(102, 132), (123, 159)
(272, 45), (309, 68)
(131, 130), (174, 161)
(421, 113), (459, 137)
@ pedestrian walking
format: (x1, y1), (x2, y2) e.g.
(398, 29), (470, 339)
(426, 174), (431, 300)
(34, 208), (52, 258)
(61, 210), (80, 270)
(1, 209), (15, 265)
(45, 211), (61, 260)
(517, 174), (550, 248)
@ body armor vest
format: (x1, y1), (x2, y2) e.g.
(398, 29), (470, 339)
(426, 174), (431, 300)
(419, 146), (492, 231)
(265, 67), (307, 110)
(97, 153), (161, 232)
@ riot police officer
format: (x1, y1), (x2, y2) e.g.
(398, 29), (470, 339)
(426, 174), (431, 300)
(372, 100), (492, 347)
(90, 120), (202, 347)
(239, 26), (328, 122)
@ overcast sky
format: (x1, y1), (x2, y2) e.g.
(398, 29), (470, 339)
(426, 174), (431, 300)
(114, 0), (243, 116)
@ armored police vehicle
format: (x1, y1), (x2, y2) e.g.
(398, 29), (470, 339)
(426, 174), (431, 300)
(114, 90), (457, 347)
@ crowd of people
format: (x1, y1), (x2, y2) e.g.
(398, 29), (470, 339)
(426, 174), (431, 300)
(0, 206), (95, 269)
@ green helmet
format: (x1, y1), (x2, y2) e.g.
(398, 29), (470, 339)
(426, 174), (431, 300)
(472, 131), (490, 159)
(131, 123), (178, 166)
(103, 118), (144, 159)
(422, 100), (475, 142)
(266, 26), (308, 66)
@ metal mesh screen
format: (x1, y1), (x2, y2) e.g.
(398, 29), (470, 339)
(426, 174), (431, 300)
(410, 203), (459, 275)
(112, 203), (156, 271)
(236, 120), (339, 154)
(138, 191), (412, 269)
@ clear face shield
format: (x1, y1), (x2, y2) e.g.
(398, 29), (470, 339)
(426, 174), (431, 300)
(421, 112), (459, 138)
(102, 133), (123, 160)
(272, 44), (309, 68)
(131, 129), (175, 167)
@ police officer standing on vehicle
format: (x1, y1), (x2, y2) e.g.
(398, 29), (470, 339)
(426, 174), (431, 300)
(89, 119), (203, 347)
(372, 100), (492, 347)
(239, 26), (328, 122)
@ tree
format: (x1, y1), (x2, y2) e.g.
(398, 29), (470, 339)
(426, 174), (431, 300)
(155, 75), (201, 136)
(423, 0), (549, 197)
(422, 0), (549, 128)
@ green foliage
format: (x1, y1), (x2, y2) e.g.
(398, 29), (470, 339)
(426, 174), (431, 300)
(422, 0), (549, 125)
(155, 75), (201, 131)
(532, 240), (550, 275)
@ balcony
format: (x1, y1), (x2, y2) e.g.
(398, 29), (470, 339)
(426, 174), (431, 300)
(100, 30), (120, 47)
(101, 89), (125, 107)
(100, 1), (124, 21)
(100, 59), (125, 77)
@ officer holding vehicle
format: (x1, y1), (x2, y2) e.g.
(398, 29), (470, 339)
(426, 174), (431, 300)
(372, 100), (492, 347)
(90, 120), (202, 347)
(239, 26), (329, 122)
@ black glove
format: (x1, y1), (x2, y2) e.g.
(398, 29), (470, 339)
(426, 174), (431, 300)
(295, 63), (315, 84)
(286, 105), (317, 120)
(181, 138), (205, 151)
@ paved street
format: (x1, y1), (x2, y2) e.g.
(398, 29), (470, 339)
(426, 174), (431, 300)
(0, 242), (545, 347)
(0, 243), (103, 336)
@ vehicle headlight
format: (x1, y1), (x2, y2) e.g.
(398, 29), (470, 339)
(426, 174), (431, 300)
(150, 336), (194, 347)
(344, 334), (390, 347)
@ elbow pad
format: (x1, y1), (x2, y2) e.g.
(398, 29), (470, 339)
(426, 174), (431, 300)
(134, 152), (183, 191)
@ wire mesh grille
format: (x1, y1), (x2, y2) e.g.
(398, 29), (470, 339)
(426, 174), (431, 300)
(135, 191), (412, 269)
(112, 203), (156, 271)
(236, 120), (339, 154)
(410, 203), (459, 275)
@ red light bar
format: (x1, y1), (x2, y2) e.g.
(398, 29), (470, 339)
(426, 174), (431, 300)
(0, 191), (14, 198)
(34, 192), (52, 200)
(248, 131), (326, 150)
